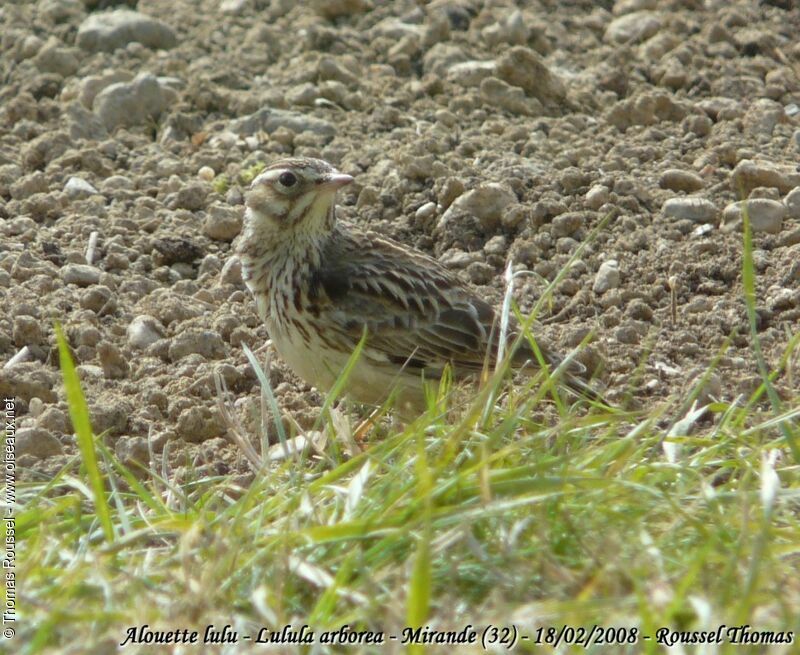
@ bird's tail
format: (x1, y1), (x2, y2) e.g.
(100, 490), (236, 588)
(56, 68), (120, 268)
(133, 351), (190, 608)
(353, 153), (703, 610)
(523, 342), (609, 406)
(563, 372), (608, 405)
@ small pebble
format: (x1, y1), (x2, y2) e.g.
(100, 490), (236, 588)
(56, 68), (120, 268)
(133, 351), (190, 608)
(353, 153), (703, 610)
(176, 406), (225, 443)
(64, 177), (98, 198)
(447, 60), (496, 86)
(484, 235), (507, 256)
(94, 73), (173, 130)
(659, 169), (704, 192)
(37, 407), (70, 434)
(584, 184), (609, 210)
(439, 183), (516, 231)
(593, 260), (621, 294)
(605, 11), (662, 44)
(722, 199), (786, 234)
(219, 256), (243, 287)
(61, 264), (102, 286)
(495, 46), (565, 104)
(415, 201), (437, 224)
(551, 212), (584, 237)
(784, 186), (800, 219)
(731, 159), (800, 194)
(203, 203), (243, 241)
(17, 427), (63, 458)
(168, 329), (227, 361)
(13, 316), (43, 346)
(80, 286), (115, 314)
(198, 166), (215, 182)
(115, 436), (150, 468)
(77, 9), (178, 52)
(98, 341), (129, 379)
(480, 77), (540, 116)
(127, 315), (165, 350)
(662, 197), (718, 224)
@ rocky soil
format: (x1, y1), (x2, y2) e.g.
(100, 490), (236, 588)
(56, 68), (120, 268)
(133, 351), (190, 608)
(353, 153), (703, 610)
(2, 0), (799, 478)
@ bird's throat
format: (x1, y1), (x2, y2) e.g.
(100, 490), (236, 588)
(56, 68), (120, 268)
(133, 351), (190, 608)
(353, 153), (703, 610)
(239, 201), (335, 323)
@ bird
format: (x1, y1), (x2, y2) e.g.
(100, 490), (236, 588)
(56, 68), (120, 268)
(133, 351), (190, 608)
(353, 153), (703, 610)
(236, 157), (604, 415)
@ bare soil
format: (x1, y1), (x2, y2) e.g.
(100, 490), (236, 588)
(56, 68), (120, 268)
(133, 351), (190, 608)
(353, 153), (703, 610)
(2, 0), (799, 478)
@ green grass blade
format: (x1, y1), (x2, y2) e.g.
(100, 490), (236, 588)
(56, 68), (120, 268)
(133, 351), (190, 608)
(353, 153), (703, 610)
(55, 323), (114, 543)
(406, 430), (433, 653)
(741, 207), (799, 461)
(242, 342), (287, 454)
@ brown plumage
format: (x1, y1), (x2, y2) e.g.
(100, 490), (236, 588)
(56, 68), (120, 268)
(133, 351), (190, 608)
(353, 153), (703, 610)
(237, 157), (603, 413)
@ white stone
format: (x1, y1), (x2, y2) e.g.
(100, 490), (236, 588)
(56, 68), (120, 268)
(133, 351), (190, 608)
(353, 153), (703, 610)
(127, 315), (165, 350)
(585, 184), (610, 210)
(64, 177), (98, 198)
(415, 202), (437, 223)
(220, 0), (248, 15)
(197, 166), (215, 182)
(593, 260), (621, 294)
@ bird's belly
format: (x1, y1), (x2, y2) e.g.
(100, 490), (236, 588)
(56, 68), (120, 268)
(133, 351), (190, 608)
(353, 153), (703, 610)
(268, 319), (342, 392)
(267, 318), (426, 410)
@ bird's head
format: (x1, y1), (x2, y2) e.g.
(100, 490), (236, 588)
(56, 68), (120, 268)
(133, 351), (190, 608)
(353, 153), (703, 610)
(244, 158), (353, 235)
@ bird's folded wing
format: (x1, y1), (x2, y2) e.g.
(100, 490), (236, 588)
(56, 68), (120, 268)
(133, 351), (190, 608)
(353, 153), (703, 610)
(314, 231), (498, 376)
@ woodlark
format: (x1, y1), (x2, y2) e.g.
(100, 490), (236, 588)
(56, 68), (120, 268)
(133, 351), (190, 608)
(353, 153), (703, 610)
(237, 157), (603, 414)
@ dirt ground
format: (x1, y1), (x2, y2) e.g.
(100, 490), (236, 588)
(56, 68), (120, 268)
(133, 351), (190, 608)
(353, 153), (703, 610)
(2, 0), (799, 478)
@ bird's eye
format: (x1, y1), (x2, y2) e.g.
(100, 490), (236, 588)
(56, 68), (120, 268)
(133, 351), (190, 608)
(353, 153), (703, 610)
(278, 172), (297, 187)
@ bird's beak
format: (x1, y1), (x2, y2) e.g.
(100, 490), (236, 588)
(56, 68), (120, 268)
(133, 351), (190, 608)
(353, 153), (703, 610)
(322, 173), (354, 189)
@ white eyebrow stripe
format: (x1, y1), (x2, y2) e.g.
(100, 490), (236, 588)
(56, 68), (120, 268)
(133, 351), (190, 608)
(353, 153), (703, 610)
(254, 169), (287, 184)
